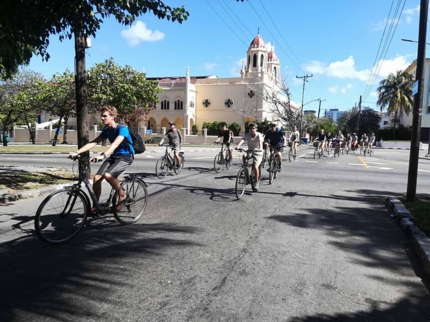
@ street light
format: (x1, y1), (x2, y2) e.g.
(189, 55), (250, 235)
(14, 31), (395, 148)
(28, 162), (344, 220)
(401, 38), (430, 45)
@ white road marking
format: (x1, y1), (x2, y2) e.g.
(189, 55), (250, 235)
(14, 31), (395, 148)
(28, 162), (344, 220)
(368, 166), (393, 170)
(298, 154), (308, 158)
(145, 155), (155, 158)
(191, 157), (214, 160)
(366, 162), (387, 165)
(348, 163), (365, 166)
(418, 169), (430, 173)
(326, 162), (339, 164)
(393, 162), (409, 165)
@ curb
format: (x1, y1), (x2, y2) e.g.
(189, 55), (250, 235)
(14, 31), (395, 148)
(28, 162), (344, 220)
(0, 184), (70, 204)
(385, 196), (430, 275)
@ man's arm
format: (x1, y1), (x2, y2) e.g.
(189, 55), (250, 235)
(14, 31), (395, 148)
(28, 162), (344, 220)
(72, 135), (103, 156)
(236, 139), (245, 149)
(178, 130), (182, 146)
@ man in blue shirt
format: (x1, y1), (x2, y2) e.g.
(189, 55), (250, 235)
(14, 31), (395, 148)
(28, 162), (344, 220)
(70, 106), (134, 211)
(264, 122), (286, 172)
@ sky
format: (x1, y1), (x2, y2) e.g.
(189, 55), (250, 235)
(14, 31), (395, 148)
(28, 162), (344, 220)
(27, 0), (426, 114)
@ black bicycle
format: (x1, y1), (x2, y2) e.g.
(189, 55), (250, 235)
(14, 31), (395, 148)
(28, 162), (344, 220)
(155, 145), (185, 179)
(214, 142), (232, 173)
(234, 148), (262, 199)
(266, 145), (280, 185)
(34, 156), (149, 244)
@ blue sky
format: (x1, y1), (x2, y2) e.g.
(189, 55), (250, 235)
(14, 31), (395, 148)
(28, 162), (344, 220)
(28, 0), (425, 114)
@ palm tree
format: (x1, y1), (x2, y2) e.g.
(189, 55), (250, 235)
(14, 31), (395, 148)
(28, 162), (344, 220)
(377, 70), (414, 140)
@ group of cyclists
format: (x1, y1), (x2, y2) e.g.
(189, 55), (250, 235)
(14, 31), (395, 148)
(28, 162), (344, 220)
(69, 105), (377, 202)
(315, 129), (376, 156)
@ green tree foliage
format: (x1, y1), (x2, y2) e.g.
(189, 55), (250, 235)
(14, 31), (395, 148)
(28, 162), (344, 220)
(337, 107), (381, 136)
(0, 1), (245, 79)
(228, 122), (241, 136)
(377, 70), (413, 139)
(202, 121), (241, 136)
(0, 69), (45, 146)
(87, 58), (161, 125)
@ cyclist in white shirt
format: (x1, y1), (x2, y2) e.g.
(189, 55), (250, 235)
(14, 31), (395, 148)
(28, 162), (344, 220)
(351, 133), (358, 151)
(289, 125), (300, 158)
(236, 123), (263, 191)
(335, 130), (344, 148)
(369, 132), (376, 150)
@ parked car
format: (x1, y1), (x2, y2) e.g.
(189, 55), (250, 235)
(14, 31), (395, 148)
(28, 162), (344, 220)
(145, 137), (163, 144)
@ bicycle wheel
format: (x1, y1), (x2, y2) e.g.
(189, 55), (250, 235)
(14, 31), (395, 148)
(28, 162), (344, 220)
(174, 154), (185, 174)
(155, 157), (168, 179)
(214, 153), (223, 173)
(225, 151), (230, 170)
(235, 168), (247, 199)
(314, 150), (316, 159)
(369, 148), (373, 156)
(288, 149), (293, 162)
(113, 178), (148, 224)
(35, 189), (89, 244)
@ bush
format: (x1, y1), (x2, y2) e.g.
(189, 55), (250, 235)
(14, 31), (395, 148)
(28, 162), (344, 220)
(228, 122), (241, 136)
(378, 125), (412, 141)
(245, 119), (270, 134)
(191, 124), (198, 135)
(203, 121), (242, 136)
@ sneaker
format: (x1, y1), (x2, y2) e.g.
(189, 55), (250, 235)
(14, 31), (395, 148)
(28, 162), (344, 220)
(176, 164), (181, 169)
(160, 164), (165, 170)
(278, 166), (282, 173)
(253, 186), (259, 192)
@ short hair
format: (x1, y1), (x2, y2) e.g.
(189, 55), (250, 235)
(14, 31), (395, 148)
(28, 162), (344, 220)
(100, 106), (118, 118)
(248, 123), (256, 128)
(221, 122), (227, 127)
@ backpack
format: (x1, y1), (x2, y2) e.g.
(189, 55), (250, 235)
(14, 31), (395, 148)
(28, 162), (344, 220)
(117, 125), (146, 154)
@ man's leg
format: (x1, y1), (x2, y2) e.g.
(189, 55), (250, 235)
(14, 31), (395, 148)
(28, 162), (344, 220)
(104, 173), (126, 201)
(294, 142), (297, 156)
(93, 174), (104, 202)
(253, 163), (259, 182)
(174, 152), (181, 166)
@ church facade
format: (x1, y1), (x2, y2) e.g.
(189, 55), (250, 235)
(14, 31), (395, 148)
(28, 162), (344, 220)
(146, 33), (297, 135)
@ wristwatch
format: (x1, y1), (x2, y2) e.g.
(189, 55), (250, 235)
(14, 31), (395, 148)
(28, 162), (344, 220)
(101, 152), (107, 158)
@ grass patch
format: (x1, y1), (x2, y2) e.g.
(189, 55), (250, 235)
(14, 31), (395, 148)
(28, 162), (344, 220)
(0, 169), (76, 193)
(402, 197), (430, 238)
(0, 145), (106, 153)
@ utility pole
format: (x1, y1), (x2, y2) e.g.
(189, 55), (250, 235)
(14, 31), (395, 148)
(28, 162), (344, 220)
(317, 99), (326, 118)
(296, 74), (313, 136)
(407, 0), (429, 202)
(356, 95), (362, 133)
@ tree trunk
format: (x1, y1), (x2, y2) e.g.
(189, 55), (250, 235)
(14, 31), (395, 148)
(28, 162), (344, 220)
(393, 110), (398, 140)
(23, 111), (36, 144)
(2, 127), (9, 147)
(62, 116), (69, 144)
(52, 116), (63, 146)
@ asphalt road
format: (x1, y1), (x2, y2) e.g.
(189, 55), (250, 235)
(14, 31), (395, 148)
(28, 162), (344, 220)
(1, 146), (430, 321)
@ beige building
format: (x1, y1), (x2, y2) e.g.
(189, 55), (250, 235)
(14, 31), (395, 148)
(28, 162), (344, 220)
(146, 33), (298, 135)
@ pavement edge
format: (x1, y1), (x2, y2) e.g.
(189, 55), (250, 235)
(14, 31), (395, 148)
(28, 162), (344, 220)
(385, 196), (430, 275)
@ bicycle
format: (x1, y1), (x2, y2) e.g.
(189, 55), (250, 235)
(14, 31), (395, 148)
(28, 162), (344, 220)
(368, 143), (374, 157)
(288, 141), (295, 162)
(261, 146), (269, 169)
(325, 140), (332, 156)
(214, 142), (232, 173)
(333, 139), (343, 158)
(34, 155), (149, 244)
(155, 145), (185, 179)
(266, 145), (280, 185)
(234, 148), (262, 199)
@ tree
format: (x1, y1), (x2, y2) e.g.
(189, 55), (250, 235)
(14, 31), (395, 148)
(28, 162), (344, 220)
(0, 69), (45, 146)
(87, 58), (161, 125)
(337, 107), (381, 136)
(377, 70), (413, 140)
(40, 70), (77, 145)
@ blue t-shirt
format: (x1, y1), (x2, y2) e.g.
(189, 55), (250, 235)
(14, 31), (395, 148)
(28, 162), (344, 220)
(265, 128), (284, 146)
(100, 124), (135, 156)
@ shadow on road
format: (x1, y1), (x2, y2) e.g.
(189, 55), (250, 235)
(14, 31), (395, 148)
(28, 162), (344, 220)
(0, 222), (202, 321)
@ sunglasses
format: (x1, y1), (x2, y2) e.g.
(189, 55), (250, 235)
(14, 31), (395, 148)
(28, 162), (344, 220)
(101, 114), (110, 118)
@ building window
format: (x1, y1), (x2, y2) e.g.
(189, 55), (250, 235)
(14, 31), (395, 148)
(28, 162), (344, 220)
(174, 100), (183, 110)
(225, 99), (234, 108)
(253, 54), (257, 68)
(383, 121), (388, 125)
(161, 100), (169, 110)
(427, 106), (430, 113)
(260, 54), (264, 68)
(203, 99), (211, 108)
(190, 101), (195, 108)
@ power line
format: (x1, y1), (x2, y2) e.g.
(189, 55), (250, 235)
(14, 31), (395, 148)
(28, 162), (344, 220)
(205, 0), (248, 48)
(247, 0), (305, 74)
(257, 0), (305, 71)
(220, 0), (254, 38)
(216, 0), (252, 42)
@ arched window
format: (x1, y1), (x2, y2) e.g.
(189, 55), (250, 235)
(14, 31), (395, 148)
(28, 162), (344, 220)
(260, 54), (264, 68)
(161, 101), (164, 110)
(253, 54), (257, 68)
(274, 67), (277, 79)
(180, 101), (183, 110)
(248, 55), (250, 70)
(167, 101), (170, 110)
(174, 101), (177, 110)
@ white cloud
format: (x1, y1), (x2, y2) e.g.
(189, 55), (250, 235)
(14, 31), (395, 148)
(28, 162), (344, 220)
(328, 86), (338, 94)
(265, 42), (274, 51)
(230, 57), (246, 76)
(404, 5), (420, 24)
(371, 18), (400, 32)
(370, 91), (378, 97)
(340, 84), (353, 94)
(120, 21), (165, 46)
(204, 63), (218, 72)
(304, 55), (411, 83)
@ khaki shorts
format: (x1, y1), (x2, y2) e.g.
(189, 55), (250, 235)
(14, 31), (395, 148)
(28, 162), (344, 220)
(249, 150), (263, 167)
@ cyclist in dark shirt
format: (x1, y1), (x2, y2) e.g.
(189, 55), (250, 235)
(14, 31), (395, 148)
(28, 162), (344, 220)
(316, 129), (326, 155)
(264, 122), (286, 172)
(214, 122), (233, 160)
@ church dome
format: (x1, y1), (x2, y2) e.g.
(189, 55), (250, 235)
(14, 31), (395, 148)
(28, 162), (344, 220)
(268, 50), (279, 61)
(250, 34), (265, 48)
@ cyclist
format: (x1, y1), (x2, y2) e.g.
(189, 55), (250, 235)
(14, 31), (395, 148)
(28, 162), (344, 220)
(360, 133), (368, 151)
(351, 133), (358, 151)
(345, 132), (352, 152)
(325, 131), (333, 152)
(214, 122), (233, 162)
(335, 130), (344, 153)
(159, 121), (183, 169)
(236, 123), (263, 191)
(69, 106), (134, 211)
(264, 122), (287, 172)
(369, 132), (376, 151)
(316, 129), (326, 155)
(289, 125), (300, 159)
